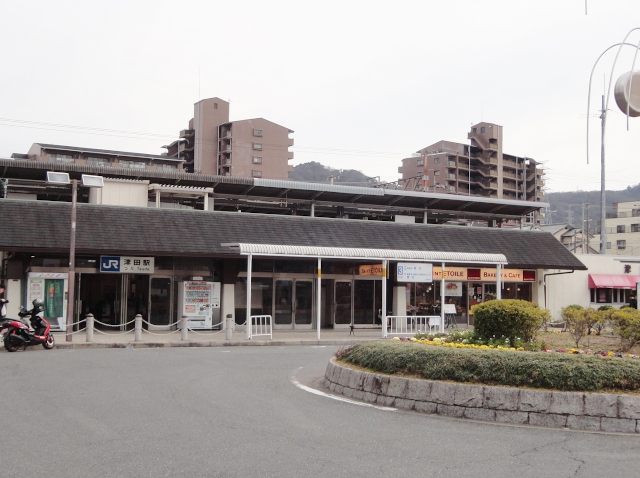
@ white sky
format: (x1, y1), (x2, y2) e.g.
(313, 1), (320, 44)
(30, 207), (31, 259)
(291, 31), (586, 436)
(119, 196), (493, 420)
(1, 0), (639, 193)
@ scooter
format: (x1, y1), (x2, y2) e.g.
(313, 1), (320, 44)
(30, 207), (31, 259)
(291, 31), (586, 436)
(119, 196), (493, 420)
(2, 300), (55, 352)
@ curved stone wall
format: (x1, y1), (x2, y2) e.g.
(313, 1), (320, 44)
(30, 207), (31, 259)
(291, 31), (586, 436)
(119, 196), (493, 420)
(324, 359), (640, 433)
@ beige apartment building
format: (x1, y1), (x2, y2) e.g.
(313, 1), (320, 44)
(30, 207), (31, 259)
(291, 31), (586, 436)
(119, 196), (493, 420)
(20, 144), (184, 172)
(398, 122), (544, 203)
(163, 97), (294, 179)
(594, 201), (640, 255)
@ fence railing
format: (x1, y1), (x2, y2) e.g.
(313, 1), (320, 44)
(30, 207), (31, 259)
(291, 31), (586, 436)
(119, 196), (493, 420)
(250, 315), (272, 339)
(386, 315), (441, 336)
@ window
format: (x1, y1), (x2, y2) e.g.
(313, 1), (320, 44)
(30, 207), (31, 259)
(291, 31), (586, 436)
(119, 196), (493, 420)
(51, 154), (74, 163)
(617, 240), (627, 249)
(473, 128), (477, 133)
(433, 157), (440, 164)
(253, 143), (263, 151)
(417, 159), (424, 166)
(480, 127), (486, 133)
(120, 160), (146, 169)
(607, 242), (612, 249)
(632, 224), (640, 233)
(253, 129), (263, 137)
(434, 170), (440, 176)
(157, 164), (178, 171)
(252, 170), (262, 178)
(86, 157), (109, 167)
(617, 225), (626, 233)
(252, 156), (263, 164)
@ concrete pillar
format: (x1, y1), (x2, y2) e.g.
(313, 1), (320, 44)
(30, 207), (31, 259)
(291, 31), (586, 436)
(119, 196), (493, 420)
(85, 313), (94, 343)
(181, 315), (188, 341)
(226, 314), (233, 341)
(134, 314), (142, 342)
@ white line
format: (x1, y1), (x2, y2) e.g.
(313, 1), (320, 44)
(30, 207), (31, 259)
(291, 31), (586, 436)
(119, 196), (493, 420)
(290, 368), (397, 412)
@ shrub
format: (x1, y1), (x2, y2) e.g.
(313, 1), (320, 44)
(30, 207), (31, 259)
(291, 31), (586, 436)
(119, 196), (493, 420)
(612, 308), (640, 352)
(340, 341), (640, 392)
(472, 299), (549, 343)
(593, 306), (614, 335)
(562, 306), (600, 348)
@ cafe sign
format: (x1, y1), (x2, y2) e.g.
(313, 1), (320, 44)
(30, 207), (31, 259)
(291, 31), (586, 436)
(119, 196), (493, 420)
(431, 267), (535, 282)
(359, 264), (384, 276)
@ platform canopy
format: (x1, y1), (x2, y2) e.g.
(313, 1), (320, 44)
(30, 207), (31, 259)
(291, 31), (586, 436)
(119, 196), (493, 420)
(222, 243), (508, 265)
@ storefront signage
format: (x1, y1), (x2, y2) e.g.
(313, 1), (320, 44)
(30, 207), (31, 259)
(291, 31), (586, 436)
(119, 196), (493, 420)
(432, 267), (535, 282)
(359, 264), (383, 276)
(444, 282), (463, 296)
(397, 263), (433, 282)
(100, 256), (155, 274)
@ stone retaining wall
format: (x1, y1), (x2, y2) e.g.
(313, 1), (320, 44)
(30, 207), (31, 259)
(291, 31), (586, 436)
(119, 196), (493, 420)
(324, 358), (640, 433)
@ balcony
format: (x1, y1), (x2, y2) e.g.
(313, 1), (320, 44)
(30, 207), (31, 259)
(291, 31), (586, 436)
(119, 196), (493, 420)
(447, 160), (457, 168)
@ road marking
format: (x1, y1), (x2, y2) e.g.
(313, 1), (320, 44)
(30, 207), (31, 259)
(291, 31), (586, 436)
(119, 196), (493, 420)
(290, 368), (397, 412)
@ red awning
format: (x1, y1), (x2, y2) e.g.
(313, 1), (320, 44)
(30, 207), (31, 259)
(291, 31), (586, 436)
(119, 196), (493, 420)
(588, 274), (640, 289)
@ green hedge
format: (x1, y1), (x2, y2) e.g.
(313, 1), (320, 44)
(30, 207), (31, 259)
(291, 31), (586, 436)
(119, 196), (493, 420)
(341, 342), (640, 392)
(472, 299), (549, 343)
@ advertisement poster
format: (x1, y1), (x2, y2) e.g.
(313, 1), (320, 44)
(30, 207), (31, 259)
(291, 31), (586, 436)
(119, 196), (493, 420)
(444, 282), (463, 296)
(44, 279), (64, 318)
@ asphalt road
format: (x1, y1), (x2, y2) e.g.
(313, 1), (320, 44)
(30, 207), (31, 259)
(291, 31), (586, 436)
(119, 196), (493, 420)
(1, 345), (639, 477)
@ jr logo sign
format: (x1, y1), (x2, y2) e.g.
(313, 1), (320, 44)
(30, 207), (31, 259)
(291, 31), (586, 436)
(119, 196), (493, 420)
(100, 256), (121, 272)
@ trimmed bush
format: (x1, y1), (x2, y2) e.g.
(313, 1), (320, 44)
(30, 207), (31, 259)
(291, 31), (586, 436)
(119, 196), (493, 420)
(612, 308), (640, 352)
(340, 341), (640, 392)
(561, 306), (602, 347)
(472, 299), (549, 343)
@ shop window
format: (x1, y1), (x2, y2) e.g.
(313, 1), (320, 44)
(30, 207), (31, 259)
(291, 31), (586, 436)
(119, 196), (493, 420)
(234, 277), (273, 325)
(593, 288), (612, 303)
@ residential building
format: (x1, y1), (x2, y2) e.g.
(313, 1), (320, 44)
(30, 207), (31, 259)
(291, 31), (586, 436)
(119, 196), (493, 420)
(398, 123), (545, 205)
(539, 224), (598, 254)
(594, 201), (640, 255)
(19, 143), (184, 172)
(162, 97), (294, 179)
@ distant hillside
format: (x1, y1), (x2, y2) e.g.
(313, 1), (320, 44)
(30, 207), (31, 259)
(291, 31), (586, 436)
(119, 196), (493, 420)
(289, 161), (378, 186)
(545, 184), (640, 232)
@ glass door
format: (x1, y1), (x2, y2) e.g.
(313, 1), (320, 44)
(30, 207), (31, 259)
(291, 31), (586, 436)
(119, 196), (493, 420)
(275, 280), (293, 327)
(149, 277), (172, 330)
(335, 281), (352, 327)
(294, 280), (313, 329)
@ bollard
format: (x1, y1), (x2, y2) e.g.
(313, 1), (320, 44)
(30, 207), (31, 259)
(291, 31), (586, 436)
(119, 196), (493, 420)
(135, 314), (142, 342)
(225, 314), (233, 341)
(86, 313), (94, 343)
(181, 315), (188, 341)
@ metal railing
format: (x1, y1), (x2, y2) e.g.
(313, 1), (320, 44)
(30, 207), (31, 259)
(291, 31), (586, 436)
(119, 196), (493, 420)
(250, 315), (272, 339)
(386, 316), (441, 336)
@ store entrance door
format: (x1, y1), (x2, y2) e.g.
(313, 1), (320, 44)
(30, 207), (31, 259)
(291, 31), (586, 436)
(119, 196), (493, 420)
(274, 279), (313, 329)
(125, 274), (149, 328)
(148, 277), (172, 330)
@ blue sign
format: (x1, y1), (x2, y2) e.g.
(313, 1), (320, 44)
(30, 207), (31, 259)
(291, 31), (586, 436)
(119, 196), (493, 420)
(100, 256), (121, 272)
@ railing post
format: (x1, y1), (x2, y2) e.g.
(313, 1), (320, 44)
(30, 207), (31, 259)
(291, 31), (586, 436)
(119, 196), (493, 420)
(85, 313), (94, 343)
(181, 315), (188, 341)
(225, 314), (233, 341)
(135, 314), (142, 342)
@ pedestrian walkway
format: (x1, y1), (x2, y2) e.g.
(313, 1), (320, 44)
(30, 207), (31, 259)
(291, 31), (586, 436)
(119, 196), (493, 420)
(51, 327), (394, 349)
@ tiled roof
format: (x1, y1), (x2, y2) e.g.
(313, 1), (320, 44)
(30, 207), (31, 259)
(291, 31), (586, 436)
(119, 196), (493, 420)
(0, 200), (586, 270)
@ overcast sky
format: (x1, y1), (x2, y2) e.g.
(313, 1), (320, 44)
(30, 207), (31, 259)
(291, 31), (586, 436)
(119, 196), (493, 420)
(1, 0), (639, 193)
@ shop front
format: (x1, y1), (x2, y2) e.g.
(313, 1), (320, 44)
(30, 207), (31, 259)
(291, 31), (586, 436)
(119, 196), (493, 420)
(403, 266), (537, 326)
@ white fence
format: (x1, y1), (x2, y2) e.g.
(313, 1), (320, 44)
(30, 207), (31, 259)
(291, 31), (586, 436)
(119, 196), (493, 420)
(250, 315), (272, 339)
(386, 315), (441, 337)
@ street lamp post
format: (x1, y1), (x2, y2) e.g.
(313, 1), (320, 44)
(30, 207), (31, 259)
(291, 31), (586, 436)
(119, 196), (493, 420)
(47, 172), (103, 341)
(586, 28), (640, 254)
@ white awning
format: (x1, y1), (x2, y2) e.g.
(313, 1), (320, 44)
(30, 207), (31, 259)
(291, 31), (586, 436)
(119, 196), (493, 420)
(222, 243), (507, 265)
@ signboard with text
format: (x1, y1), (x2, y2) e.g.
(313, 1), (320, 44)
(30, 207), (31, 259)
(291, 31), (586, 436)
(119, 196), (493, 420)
(100, 256), (155, 274)
(397, 263), (433, 282)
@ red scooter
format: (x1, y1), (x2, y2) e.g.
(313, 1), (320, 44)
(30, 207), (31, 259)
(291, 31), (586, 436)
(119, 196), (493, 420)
(2, 300), (55, 352)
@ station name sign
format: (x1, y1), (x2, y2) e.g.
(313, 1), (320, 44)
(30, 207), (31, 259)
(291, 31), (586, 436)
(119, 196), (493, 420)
(100, 256), (155, 274)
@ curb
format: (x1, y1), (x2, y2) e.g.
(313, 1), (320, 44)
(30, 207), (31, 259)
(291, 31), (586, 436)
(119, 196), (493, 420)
(324, 358), (640, 434)
(49, 339), (378, 350)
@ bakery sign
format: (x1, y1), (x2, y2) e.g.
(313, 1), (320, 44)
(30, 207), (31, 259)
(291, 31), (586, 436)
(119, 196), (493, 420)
(432, 267), (535, 282)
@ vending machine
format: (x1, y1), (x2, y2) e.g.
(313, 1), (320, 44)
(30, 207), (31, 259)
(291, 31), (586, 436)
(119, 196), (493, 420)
(26, 272), (68, 331)
(178, 281), (221, 329)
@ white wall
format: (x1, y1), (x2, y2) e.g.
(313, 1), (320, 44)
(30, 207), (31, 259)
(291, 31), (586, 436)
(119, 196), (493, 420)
(544, 254), (640, 320)
(90, 179), (149, 207)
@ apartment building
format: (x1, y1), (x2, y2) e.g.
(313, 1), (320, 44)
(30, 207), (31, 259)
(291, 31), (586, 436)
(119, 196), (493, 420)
(163, 97), (294, 179)
(595, 201), (640, 255)
(398, 122), (544, 203)
(19, 143), (184, 172)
